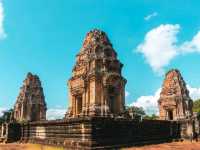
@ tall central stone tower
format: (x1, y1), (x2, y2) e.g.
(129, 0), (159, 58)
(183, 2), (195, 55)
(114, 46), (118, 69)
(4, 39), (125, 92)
(158, 69), (193, 120)
(13, 73), (47, 122)
(66, 29), (126, 117)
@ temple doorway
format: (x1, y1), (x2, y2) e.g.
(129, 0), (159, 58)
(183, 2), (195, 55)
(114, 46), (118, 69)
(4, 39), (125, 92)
(108, 86), (117, 114)
(168, 110), (173, 120)
(31, 104), (37, 121)
(109, 96), (115, 113)
(76, 96), (82, 115)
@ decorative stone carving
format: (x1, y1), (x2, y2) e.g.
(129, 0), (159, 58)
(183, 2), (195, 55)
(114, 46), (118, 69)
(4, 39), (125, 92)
(66, 29), (127, 118)
(158, 69), (193, 120)
(13, 73), (47, 122)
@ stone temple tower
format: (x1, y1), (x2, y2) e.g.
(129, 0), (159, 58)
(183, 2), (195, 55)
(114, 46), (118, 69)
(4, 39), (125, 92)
(158, 69), (193, 120)
(13, 73), (47, 122)
(66, 29), (127, 118)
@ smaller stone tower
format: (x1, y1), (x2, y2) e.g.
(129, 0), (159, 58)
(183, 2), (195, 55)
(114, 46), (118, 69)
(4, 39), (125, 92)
(13, 73), (47, 122)
(158, 69), (193, 120)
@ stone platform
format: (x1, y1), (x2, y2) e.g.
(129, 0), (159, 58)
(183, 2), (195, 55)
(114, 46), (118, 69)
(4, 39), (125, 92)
(16, 117), (181, 149)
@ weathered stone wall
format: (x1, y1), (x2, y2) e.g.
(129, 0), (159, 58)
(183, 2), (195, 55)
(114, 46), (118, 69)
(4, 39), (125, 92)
(21, 118), (93, 149)
(19, 117), (181, 149)
(179, 117), (200, 139)
(0, 123), (21, 143)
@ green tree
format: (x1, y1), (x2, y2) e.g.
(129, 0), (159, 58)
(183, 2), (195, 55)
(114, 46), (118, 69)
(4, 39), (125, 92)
(123, 106), (146, 119)
(193, 99), (200, 120)
(0, 109), (13, 124)
(193, 99), (200, 113)
(143, 114), (159, 120)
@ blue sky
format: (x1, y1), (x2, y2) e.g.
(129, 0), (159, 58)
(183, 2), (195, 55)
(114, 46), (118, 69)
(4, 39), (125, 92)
(1, 0), (200, 118)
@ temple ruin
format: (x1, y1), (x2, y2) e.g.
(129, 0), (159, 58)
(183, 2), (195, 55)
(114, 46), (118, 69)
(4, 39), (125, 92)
(13, 73), (47, 122)
(158, 69), (193, 121)
(0, 30), (199, 149)
(66, 29), (126, 117)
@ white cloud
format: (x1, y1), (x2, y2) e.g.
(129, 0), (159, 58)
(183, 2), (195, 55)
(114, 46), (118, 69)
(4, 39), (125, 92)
(47, 108), (66, 120)
(125, 91), (130, 97)
(137, 24), (200, 74)
(130, 85), (200, 115)
(144, 12), (158, 21)
(0, 1), (6, 39)
(187, 85), (200, 100)
(0, 107), (6, 117)
(180, 31), (200, 53)
(137, 24), (180, 74)
(130, 88), (161, 115)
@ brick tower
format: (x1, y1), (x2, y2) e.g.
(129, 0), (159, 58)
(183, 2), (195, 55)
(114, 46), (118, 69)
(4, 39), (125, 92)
(66, 29), (127, 117)
(13, 73), (47, 122)
(158, 69), (193, 120)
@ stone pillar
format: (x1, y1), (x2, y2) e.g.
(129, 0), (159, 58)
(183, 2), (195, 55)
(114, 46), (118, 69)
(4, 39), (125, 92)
(117, 88), (122, 114)
(1, 124), (3, 137)
(82, 91), (86, 116)
(104, 87), (108, 116)
(74, 97), (77, 116)
(5, 123), (8, 138)
(87, 84), (90, 116)
(100, 85), (104, 116)
(71, 96), (75, 117)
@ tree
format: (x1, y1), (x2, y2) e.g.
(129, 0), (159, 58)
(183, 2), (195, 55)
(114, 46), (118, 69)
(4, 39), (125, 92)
(122, 106), (146, 119)
(193, 99), (200, 113)
(0, 109), (13, 124)
(143, 114), (159, 120)
(193, 99), (200, 120)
